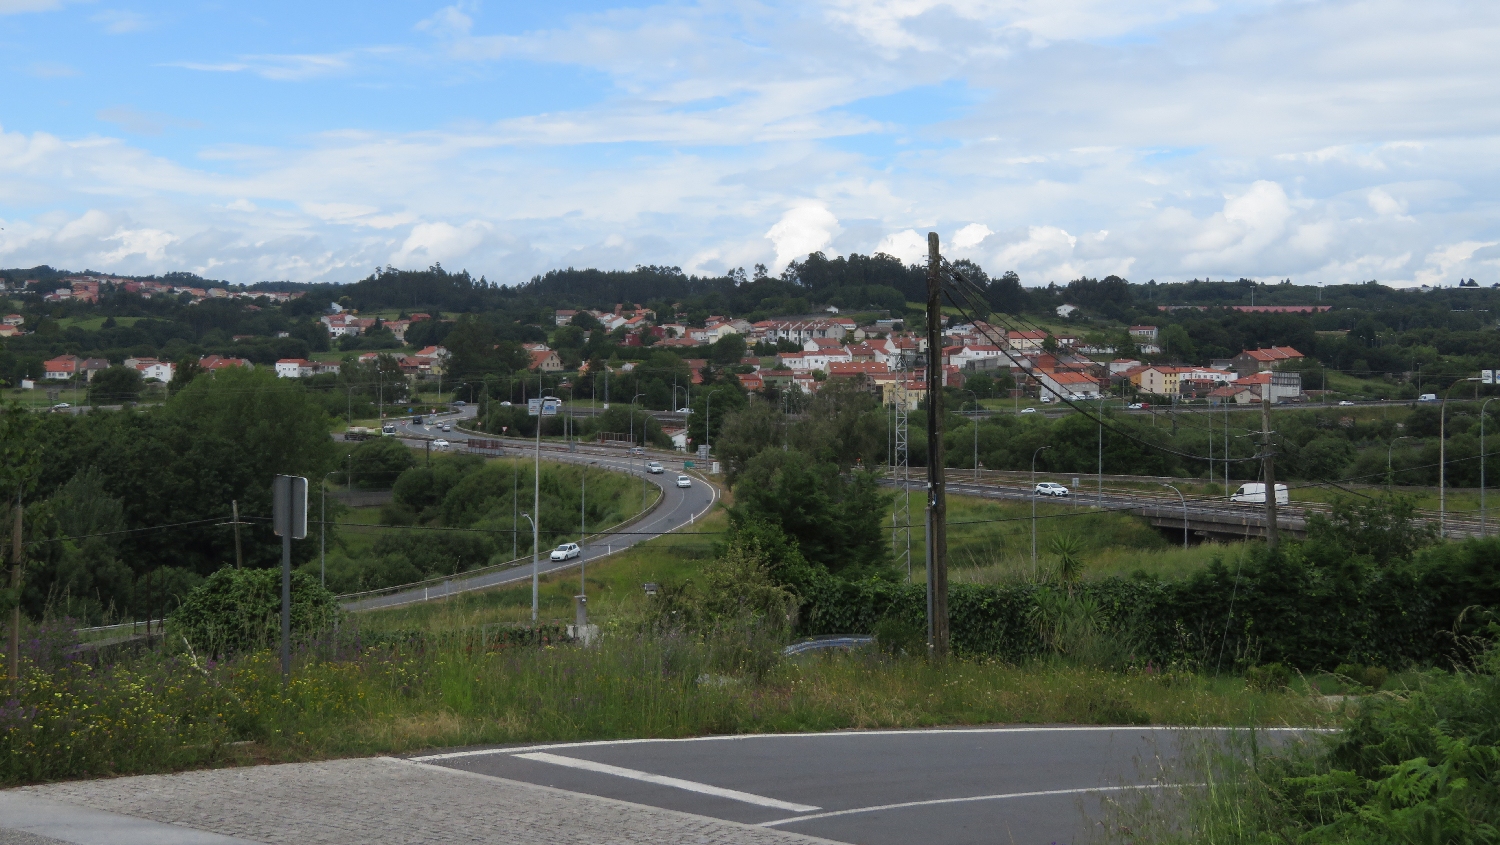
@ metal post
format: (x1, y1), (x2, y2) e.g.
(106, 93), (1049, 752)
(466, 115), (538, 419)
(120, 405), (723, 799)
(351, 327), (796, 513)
(8, 494), (21, 697)
(522, 513), (540, 624)
(1031, 445), (1051, 573)
(961, 389), (978, 482)
(281, 528), (291, 682)
(1440, 389), (1452, 538)
(1261, 395), (1279, 547)
(1098, 396), (1104, 509)
(1483, 398), (1496, 536)
(925, 231), (948, 658)
(320, 484), (326, 587)
(1162, 483), (1187, 549)
(533, 419), (541, 619)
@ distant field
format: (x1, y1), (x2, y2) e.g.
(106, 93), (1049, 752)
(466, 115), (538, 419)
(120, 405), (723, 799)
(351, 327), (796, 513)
(56, 315), (143, 330)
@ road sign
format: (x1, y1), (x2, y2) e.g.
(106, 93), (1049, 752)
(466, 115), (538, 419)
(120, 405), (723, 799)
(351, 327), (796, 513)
(1485, 370), (1495, 385)
(272, 475), (308, 539)
(684, 460), (694, 468)
(527, 398), (543, 416)
(542, 398), (560, 416)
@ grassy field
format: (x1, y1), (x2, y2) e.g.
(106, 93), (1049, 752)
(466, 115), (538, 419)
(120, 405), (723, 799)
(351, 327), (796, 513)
(55, 315), (144, 330)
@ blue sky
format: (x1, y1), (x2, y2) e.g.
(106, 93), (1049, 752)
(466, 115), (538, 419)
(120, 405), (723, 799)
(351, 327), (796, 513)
(2, 0), (1498, 287)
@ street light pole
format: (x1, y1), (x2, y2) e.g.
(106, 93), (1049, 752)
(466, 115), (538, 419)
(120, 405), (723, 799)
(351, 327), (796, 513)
(1387, 436), (1413, 490)
(704, 388), (723, 463)
(960, 389), (979, 482)
(521, 512), (538, 622)
(1161, 483), (1187, 549)
(1483, 397), (1497, 536)
(1031, 445), (1052, 575)
(581, 460), (598, 595)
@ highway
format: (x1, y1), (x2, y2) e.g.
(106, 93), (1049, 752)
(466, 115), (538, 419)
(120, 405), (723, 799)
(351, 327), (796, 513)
(339, 404), (719, 612)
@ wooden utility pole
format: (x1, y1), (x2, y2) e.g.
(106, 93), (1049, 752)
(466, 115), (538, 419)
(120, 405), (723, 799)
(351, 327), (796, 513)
(924, 232), (949, 658)
(8, 494), (21, 696)
(1261, 395), (1279, 547)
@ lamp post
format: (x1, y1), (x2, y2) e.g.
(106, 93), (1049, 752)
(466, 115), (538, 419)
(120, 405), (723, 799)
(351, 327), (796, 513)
(1031, 445), (1052, 574)
(1387, 436), (1414, 490)
(581, 460), (598, 595)
(1161, 483), (1187, 549)
(960, 389), (979, 482)
(630, 392), (647, 509)
(521, 512), (538, 622)
(704, 388), (724, 462)
(1483, 397), (1497, 536)
(672, 385), (689, 414)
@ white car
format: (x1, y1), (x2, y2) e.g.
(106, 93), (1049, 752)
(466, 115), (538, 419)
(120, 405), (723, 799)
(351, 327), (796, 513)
(1128, 403), (1144, 409)
(646, 461), (664, 474)
(441, 423), (452, 432)
(1338, 400), (1355, 406)
(549, 542), (581, 561)
(500, 401), (512, 406)
(433, 439), (450, 450)
(1034, 482), (1070, 497)
(676, 475), (693, 488)
(1020, 407), (1038, 414)
(677, 407), (691, 413)
(52, 402), (71, 411)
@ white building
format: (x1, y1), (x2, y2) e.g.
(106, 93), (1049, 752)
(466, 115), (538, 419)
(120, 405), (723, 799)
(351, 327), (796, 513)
(275, 359), (314, 378)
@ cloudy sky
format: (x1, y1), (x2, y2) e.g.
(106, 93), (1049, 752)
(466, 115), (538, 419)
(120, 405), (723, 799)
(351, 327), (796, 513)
(1, 0), (1497, 287)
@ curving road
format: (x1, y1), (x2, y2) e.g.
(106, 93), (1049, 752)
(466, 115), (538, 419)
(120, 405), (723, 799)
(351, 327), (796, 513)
(340, 405), (719, 612)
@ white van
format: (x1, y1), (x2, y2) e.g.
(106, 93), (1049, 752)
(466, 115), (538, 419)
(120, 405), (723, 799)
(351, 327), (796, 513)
(1418, 393), (1438, 402)
(1231, 483), (1289, 504)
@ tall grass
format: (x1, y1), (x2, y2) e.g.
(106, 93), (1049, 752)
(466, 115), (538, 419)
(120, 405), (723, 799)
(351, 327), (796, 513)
(0, 618), (1338, 786)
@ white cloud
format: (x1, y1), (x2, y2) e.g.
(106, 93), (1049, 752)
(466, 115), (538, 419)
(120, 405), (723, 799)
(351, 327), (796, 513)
(952, 223), (992, 249)
(92, 9), (148, 34)
(766, 204), (841, 271)
(0, 0), (65, 13)
(1415, 241), (1498, 287)
(169, 53), (354, 81)
(392, 221), (494, 266)
(875, 229), (927, 265)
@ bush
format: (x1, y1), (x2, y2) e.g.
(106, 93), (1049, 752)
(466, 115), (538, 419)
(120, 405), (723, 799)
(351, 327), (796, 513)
(340, 436), (417, 489)
(168, 567), (343, 656)
(1246, 662), (1293, 692)
(1333, 663), (1389, 691)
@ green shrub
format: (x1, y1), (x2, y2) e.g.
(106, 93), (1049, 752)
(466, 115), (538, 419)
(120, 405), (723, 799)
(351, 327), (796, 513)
(1334, 663), (1389, 690)
(168, 567), (343, 656)
(1246, 662), (1293, 692)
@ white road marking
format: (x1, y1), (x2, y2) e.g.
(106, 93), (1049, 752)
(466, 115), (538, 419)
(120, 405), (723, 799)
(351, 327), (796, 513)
(513, 751), (820, 812)
(410, 725), (1328, 761)
(759, 783), (1201, 826)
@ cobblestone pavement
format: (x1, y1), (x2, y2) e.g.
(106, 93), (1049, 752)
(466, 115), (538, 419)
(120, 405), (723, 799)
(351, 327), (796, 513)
(13, 757), (844, 845)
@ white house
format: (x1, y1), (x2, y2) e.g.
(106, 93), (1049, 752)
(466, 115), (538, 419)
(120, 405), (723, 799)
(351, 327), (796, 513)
(136, 361), (175, 382)
(275, 359), (313, 378)
(1037, 371), (1102, 401)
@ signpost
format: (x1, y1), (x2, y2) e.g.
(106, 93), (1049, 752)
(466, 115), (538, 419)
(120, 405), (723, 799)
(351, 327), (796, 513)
(272, 475), (307, 683)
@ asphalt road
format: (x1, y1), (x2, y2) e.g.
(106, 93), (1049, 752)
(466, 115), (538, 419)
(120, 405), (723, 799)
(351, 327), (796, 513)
(341, 407), (718, 611)
(413, 726), (1320, 845)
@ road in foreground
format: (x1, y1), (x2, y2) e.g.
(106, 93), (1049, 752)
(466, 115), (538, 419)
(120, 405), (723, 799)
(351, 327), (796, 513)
(3, 726), (1320, 845)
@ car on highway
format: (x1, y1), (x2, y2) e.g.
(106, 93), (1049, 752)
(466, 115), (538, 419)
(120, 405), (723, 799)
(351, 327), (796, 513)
(549, 542), (581, 561)
(677, 407), (691, 413)
(441, 423), (452, 432)
(1338, 400), (1355, 406)
(51, 402), (71, 411)
(1034, 482), (1069, 497)
(452, 400), (466, 407)
(630, 447), (644, 455)
(1128, 403), (1144, 409)
(433, 439), (450, 450)
(1419, 393), (1438, 402)
(382, 424), (396, 435)
(500, 401), (512, 406)
(676, 475), (693, 488)
(646, 461), (664, 474)
(1020, 407), (1038, 414)
(1230, 482), (1289, 504)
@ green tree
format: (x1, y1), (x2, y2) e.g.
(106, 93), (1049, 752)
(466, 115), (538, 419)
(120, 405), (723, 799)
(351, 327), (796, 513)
(88, 365), (144, 404)
(731, 448), (891, 578)
(341, 437), (417, 489)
